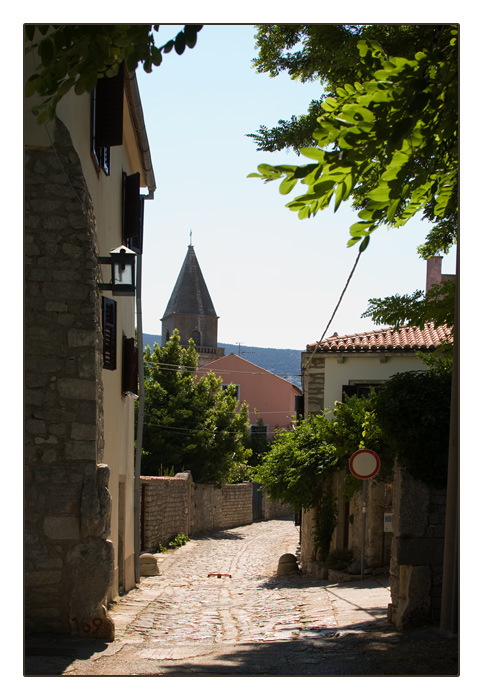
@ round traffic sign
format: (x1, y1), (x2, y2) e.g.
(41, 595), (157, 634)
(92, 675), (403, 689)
(349, 449), (381, 480)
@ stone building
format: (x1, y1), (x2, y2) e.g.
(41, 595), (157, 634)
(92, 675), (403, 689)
(24, 39), (156, 638)
(161, 244), (224, 366)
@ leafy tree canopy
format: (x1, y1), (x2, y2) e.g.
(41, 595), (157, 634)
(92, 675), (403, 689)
(254, 392), (388, 512)
(140, 330), (251, 484)
(249, 24), (448, 155)
(25, 24), (203, 123)
(249, 26), (458, 255)
(362, 279), (455, 330)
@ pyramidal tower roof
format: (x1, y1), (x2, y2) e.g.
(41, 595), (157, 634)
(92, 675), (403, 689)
(162, 245), (218, 319)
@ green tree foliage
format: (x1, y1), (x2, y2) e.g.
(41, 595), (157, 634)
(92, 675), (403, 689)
(140, 330), (251, 484)
(374, 368), (452, 488)
(362, 280), (456, 330)
(25, 24), (203, 123)
(250, 26), (457, 254)
(249, 25), (458, 331)
(255, 394), (386, 559)
(246, 417), (271, 467)
(254, 414), (338, 513)
(255, 393), (385, 512)
(249, 24), (447, 155)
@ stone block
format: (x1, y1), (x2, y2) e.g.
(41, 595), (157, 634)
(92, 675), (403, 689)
(395, 564), (432, 628)
(66, 440), (97, 460)
(43, 516), (80, 540)
(58, 378), (96, 400)
(277, 553), (300, 576)
(140, 553), (159, 576)
(67, 539), (115, 641)
(71, 422), (97, 441)
(395, 537), (444, 566)
(68, 329), (97, 347)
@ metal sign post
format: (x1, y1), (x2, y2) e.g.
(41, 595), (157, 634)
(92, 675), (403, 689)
(349, 449), (381, 580)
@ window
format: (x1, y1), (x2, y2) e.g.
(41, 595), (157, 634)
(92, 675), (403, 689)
(250, 424), (268, 439)
(222, 384), (240, 401)
(122, 336), (138, 395)
(102, 297), (117, 370)
(122, 172), (144, 254)
(342, 382), (384, 401)
(91, 65), (124, 175)
(191, 329), (201, 346)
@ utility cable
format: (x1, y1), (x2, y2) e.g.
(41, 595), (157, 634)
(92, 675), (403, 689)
(303, 248), (363, 371)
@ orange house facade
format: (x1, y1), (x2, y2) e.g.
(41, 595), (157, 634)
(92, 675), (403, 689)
(196, 353), (303, 439)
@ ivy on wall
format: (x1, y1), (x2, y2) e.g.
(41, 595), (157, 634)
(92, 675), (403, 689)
(374, 368), (452, 489)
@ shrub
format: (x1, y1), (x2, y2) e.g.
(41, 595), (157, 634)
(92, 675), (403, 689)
(325, 548), (354, 570)
(375, 368), (452, 488)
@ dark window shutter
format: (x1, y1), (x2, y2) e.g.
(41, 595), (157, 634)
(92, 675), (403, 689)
(342, 385), (357, 402)
(122, 337), (138, 394)
(95, 64), (124, 148)
(102, 297), (117, 370)
(123, 172), (143, 253)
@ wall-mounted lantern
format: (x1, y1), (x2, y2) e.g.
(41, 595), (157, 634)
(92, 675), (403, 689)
(98, 245), (136, 296)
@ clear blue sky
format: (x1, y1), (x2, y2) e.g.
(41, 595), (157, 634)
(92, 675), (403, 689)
(136, 24), (456, 350)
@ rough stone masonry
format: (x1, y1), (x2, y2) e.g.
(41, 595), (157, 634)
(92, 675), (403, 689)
(25, 117), (113, 638)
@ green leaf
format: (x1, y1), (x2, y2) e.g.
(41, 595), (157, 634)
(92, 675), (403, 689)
(25, 75), (40, 98)
(386, 198), (400, 222)
(389, 117), (413, 143)
(299, 147), (326, 162)
(341, 104), (375, 124)
(174, 32), (186, 55)
(359, 236), (371, 252)
(334, 181), (346, 212)
(183, 26), (199, 49)
(349, 221), (371, 237)
(279, 176), (297, 195)
(25, 25), (36, 41)
(367, 184), (391, 202)
(38, 37), (54, 66)
(57, 77), (76, 97)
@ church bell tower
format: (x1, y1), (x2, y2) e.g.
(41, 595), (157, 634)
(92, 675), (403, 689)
(161, 243), (224, 366)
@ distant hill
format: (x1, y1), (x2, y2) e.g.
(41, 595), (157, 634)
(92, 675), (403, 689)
(142, 334), (303, 388)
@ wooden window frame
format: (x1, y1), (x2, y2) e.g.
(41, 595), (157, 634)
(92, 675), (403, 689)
(91, 64), (125, 176)
(122, 171), (144, 254)
(122, 336), (138, 395)
(102, 296), (117, 370)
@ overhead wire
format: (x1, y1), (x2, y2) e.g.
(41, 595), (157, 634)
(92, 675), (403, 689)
(303, 248), (364, 371)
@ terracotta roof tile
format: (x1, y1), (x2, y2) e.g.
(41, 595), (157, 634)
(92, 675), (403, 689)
(307, 322), (452, 353)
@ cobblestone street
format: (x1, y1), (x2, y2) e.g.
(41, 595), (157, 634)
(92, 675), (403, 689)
(25, 518), (458, 677)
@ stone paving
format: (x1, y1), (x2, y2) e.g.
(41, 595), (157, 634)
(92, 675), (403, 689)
(28, 518), (398, 676)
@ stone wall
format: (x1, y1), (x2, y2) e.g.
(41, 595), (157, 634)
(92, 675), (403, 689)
(347, 480), (392, 568)
(388, 462), (446, 629)
(25, 118), (114, 638)
(140, 474), (285, 551)
(141, 476), (190, 551)
(216, 483), (253, 529)
(299, 473), (391, 574)
(263, 498), (293, 520)
(301, 354), (325, 416)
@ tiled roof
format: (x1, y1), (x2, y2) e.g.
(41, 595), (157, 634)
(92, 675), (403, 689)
(307, 322), (452, 353)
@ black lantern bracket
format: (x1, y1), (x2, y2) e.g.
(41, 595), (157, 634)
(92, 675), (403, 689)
(98, 245), (137, 296)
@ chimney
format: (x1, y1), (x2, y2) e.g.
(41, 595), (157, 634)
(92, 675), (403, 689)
(426, 256), (442, 293)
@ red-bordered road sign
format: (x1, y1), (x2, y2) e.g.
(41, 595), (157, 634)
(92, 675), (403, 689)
(349, 449), (381, 480)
